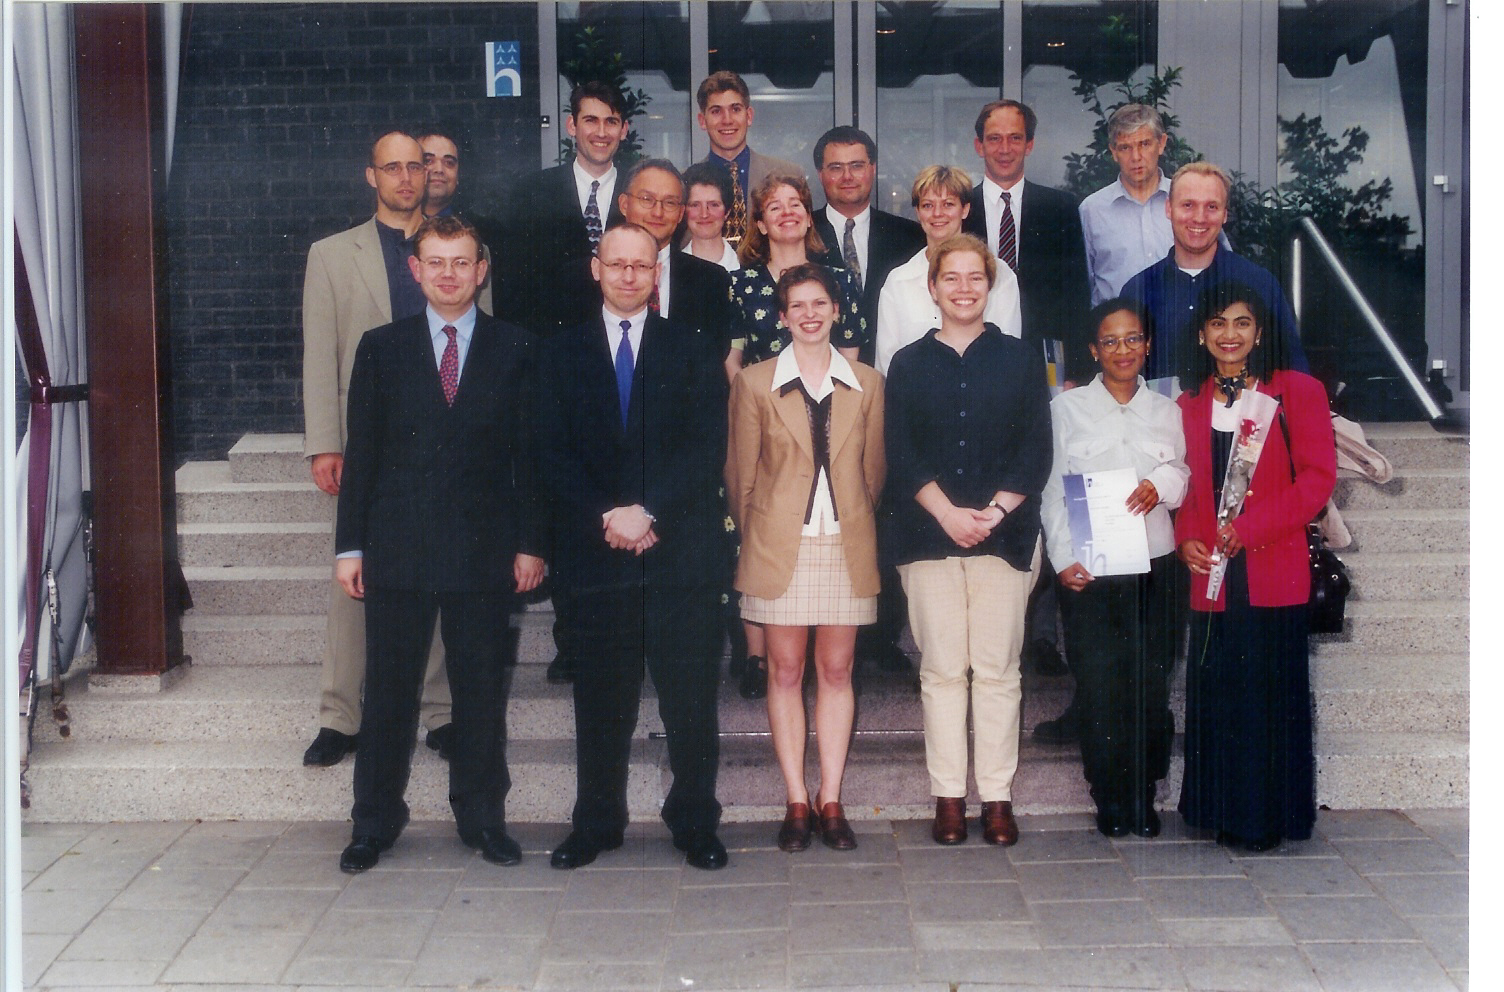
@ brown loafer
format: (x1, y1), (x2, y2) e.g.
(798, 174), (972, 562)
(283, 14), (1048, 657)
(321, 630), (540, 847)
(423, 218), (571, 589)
(932, 797), (967, 845)
(981, 800), (1018, 846)
(817, 801), (857, 850)
(777, 802), (812, 852)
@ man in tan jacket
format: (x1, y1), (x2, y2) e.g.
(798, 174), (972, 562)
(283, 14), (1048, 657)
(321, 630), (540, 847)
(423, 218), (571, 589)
(300, 130), (455, 766)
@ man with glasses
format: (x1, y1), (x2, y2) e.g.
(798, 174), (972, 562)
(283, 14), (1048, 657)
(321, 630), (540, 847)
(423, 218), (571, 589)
(615, 158), (733, 364)
(300, 130), (453, 768)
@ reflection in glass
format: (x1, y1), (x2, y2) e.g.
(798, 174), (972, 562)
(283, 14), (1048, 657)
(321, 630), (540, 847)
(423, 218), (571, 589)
(875, 1), (1006, 218)
(708, 2), (834, 171)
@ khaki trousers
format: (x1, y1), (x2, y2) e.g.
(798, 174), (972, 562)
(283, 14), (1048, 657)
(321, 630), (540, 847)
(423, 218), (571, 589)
(898, 540), (1039, 802)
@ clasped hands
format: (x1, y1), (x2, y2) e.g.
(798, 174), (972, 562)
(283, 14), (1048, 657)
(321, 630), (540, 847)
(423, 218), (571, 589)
(1058, 480), (1160, 591)
(603, 504), (658, 555)
(1177, 522), (1244, 576)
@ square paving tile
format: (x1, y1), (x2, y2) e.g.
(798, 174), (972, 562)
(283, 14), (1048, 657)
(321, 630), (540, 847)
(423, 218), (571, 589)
(678, 848), (791, 887)
(1367, 871), (1469, 918)
(916, 945), (1187, 988)
(21, 886), (115, 934)
(435, 886), (562, 936)
(1238, 854), (1373, 896)
(150, 820), (286, 869)
(281, 954), (423, 986)
(110, 866), (244, 912)
(1158, 916), (1295, 946)
(1137, 877), (1274, 919)
(59, 907), (205, 962)
(897, 845), (1018, 882)
(454, 854), (570, 890)
(21, 829), (89, 873)
(1302, 940), (1459, 992)
(795, 831), (900, 866)
(1267, 894), (1418, 942)
(1116, 841), (1242, 878)
(532, 960), (660, 990)
(558, 867), (679, 912)
(201, 886), (338, 933)
(543, 910), (672, 963)
(268, 820), (353, 853)
(1014, 859), (1140, 902)
(22, 932), (69, 987)
(407, 932), (543, 987)
(671, 882), (789, 932)
(1006, 828), (1121, 864)
(1031, 898), (1167, 947)
(913, 921), (1039, 951)
(787, 901), (914, 954)
(907, 880), (1028, 924)
(1174, 944), (1321, 991)
(1317, 810), (1430, 840)
(297, 909), (434, 961)
(790, 864), (906, 904)
(1332, 838), (1467, 875)
(789, 948), (918, 988)
(662, 929), (788, 989)
(332, 868), (460, 912)
(72, 821), (191, 854)
(158, 929), (306, 984)
(237, 850), (351, 890)
(1406, 915), (1468, 970)
(38, 957), (169, 987)
(28, 847), (159, 891)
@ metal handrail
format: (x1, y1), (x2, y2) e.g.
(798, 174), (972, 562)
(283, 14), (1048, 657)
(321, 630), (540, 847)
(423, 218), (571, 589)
(1290, 216), (1448, 423)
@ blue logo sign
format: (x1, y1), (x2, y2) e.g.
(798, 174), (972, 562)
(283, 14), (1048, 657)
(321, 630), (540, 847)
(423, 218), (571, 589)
(487, 42), (521, 98)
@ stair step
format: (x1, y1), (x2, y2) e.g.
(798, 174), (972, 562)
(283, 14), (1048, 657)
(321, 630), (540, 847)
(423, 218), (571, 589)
(1341, 550), (1468, 601)
(227, 433), (307, 484)
(183, 566), (331, 615)
(1333, 468), (1467, 511)
(1310, 655), (1468, 732)
(1313, 731), (1469, 809)
(1360, 423), (1469, 469)
(1313, 599), (1467, 653)
(1338, 507), (1469, 553)
(176, 461), (331, 524)
(182, 614), (326, 666)
(178, 521), (331, 567)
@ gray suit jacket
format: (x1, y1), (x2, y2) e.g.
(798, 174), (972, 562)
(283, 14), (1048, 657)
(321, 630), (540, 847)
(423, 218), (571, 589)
(748, 149), (805, 191)
(301, 216), (492, 457)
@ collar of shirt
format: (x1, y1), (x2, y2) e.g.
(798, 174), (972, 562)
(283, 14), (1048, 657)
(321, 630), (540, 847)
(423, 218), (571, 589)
(1078, 373), (1160, 415)
(982, 174), (1026, 209)
(426, 304), (477, 373)
(825, 204), (870, 271)
(1110, 171), (1169, 206)
(374, 217), (413, 247)
(710, 146), (752, 193)
(572, 160), (617, 216)
(602, 305), (646, 361)
(655, 243), (673, 316)
(770, 344), (862, 402)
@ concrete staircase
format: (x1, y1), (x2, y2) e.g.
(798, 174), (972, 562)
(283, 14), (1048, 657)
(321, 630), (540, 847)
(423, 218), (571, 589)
(23, 424), (1468, 822)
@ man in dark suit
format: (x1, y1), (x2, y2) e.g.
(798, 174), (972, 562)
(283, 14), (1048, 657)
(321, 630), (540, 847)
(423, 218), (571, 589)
(333, 215), (545, 873)
(616, 158), (733, 363)
(537, 224), (730, 872)
(962, 99), (1091, 385)
(497, 82), (630, 686)
(810, 126), (925, 366)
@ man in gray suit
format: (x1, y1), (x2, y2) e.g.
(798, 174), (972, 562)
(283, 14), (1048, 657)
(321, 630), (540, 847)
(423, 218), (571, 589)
(695, 70), (803, 246)
(299, 130), (453, 767)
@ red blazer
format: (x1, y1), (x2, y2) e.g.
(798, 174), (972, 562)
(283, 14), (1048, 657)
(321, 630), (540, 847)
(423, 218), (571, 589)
(1175, 369), (1336, 611)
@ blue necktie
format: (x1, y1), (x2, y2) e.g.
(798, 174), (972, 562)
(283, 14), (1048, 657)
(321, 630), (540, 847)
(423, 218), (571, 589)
(614, 319), (634, 425)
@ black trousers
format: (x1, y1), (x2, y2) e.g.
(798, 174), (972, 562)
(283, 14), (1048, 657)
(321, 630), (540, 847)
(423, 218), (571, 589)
(1058, 554), (1180, 811)
(567, 578), (722, 842)
(352, 587), (512, 842)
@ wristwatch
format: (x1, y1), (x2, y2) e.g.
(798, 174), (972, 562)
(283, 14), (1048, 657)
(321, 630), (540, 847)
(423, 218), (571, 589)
(987, 499), (1008, 517)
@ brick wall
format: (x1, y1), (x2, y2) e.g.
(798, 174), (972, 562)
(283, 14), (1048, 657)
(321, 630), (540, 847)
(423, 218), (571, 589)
(164, 2), (541, 460)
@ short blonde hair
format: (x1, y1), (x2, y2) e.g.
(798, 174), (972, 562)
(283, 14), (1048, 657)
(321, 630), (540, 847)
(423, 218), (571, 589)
(1169, 161), (1232, 202)
(910, 165), (973, 207)
(926, 233), (996, 289)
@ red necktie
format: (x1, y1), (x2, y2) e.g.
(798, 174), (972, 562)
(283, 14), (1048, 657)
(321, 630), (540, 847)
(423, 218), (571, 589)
(439, 324), (459, 406)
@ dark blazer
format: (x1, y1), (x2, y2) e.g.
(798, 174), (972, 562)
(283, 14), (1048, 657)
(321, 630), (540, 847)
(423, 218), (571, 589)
(335, 312), (543, 592)
(536, 311), (729, 591)
(664, 249), (734, 361)
(496, 163), (625, 337)
(813, 207), (926, 354)
(964, 179), (1091, 379)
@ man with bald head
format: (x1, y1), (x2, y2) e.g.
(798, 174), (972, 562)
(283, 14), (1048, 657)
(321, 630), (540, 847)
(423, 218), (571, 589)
(300, 130), (453, 768)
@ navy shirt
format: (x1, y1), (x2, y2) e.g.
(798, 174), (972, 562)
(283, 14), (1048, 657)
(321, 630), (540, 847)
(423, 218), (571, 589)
(375, 219), (425, 322)
(882, 324), (1053, 572)
(1121, 247), (1307, 381)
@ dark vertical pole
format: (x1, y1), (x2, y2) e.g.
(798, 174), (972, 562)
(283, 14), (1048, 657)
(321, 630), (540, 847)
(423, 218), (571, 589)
(74, 4), (184, 675)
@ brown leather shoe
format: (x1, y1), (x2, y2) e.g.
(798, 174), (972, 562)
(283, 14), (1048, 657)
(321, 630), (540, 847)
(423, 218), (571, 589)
(932, 797), (967, 845)
(777, 802), (813, 852)
(981, 800), (1018, 846)
(817, 802), (857, 850)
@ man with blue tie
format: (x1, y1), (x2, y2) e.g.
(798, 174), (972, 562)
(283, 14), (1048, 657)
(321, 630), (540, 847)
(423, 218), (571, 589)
(333, 215), (544, 873)
(536, 224), (731, 871)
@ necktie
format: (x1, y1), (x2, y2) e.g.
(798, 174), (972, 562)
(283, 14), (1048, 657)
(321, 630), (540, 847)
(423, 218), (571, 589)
(725, 166), (746, 244)
(614, 319), (634, 425)
(997, 190), (1018, 272)
(842, 217), (863, 290)
(439, 324), (459, 406)
(585, 180), (603, 250)
(649, 281), (661, 314)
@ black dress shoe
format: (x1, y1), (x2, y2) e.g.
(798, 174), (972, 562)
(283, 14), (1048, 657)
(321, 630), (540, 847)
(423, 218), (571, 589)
(1095, 806), (1130, 838)
(304, 728), (358, 767)
(738, 657), (767, 700)
(1244, 834), (1282, 853)
(424, 724), (455, 761)
(1131, 805), (1162, 839)
(1031, 704), (1079, 745)
(545, 654), (577, 684)
(674, 829), (729, 870)
(461, 827), (522, 866)
(550, 830), (621, 869)
(339, 835), (391, 874)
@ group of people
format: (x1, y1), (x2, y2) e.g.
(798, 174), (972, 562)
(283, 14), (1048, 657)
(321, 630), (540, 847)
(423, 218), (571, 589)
(299, 69), (1337, 875)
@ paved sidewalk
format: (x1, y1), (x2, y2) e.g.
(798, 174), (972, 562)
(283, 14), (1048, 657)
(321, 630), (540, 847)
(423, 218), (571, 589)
(22, 809), (1466, 991)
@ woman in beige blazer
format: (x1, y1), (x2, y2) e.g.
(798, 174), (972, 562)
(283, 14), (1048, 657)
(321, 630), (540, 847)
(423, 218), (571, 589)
(726, 264), (885, 853)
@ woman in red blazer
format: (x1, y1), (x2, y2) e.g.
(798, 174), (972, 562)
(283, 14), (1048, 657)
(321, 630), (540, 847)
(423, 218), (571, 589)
(1175, 281), (1336, 852)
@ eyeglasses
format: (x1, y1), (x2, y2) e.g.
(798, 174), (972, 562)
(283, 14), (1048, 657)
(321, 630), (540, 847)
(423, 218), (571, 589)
(375, 162), (425, 176)
(627, 192), (683, 212)
(599, 260), (655, 277)
(419, 257), (477, 275)
(821, 161), (871, 176)
(1096, 334), (1146, 352)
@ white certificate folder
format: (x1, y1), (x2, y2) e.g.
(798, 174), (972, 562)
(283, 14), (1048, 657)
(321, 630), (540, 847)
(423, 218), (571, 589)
(1062, 468), (1152, 576)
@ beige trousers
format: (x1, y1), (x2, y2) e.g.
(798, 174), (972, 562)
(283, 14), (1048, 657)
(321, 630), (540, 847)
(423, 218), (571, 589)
(898, 540), (1040, 802)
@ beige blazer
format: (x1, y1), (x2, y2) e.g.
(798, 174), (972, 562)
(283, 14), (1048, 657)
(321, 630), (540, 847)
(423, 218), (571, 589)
(300, 217), (494, 458)
(726, 356), (886, 601)
(748, 149), (806, 192)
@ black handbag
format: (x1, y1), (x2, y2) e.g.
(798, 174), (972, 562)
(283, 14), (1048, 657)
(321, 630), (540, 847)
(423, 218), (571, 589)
(1277, 406), (1351, 634)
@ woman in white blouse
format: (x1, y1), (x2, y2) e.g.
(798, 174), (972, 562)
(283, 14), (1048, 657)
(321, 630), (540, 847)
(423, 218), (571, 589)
(1039, 298), (1189, 840)
(874, 166), (1021, 375)
(679, 162), (740, 272)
